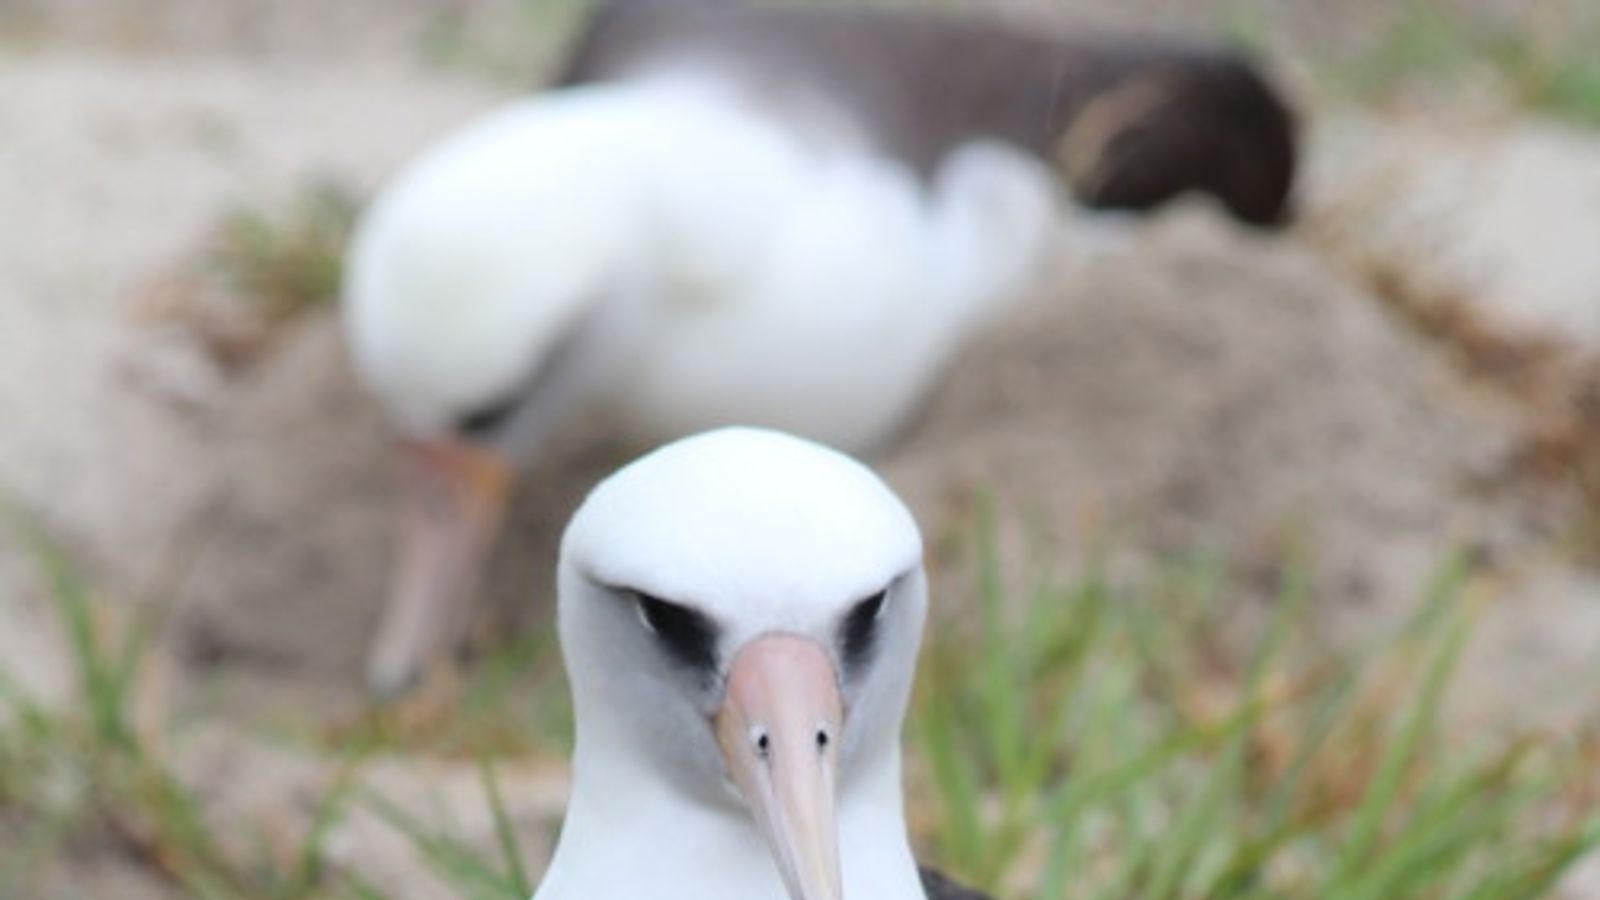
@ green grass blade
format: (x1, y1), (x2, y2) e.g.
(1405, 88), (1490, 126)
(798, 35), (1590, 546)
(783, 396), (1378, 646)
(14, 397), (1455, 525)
(365, 791), (522, 900)
(1330, 563), (1473, 888)
(479, 755), (533, 897)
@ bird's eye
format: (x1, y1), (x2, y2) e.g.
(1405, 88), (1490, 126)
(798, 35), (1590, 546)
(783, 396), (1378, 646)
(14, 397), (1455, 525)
(635, 592), (720, 674)
(454, 393), (520, 438)
(839, 588), (888, 675)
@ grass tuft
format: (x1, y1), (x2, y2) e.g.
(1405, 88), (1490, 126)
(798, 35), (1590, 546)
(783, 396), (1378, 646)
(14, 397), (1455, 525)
(417, 0), (593, 85)
(137, 175), (363, 373)
(2, 506), (1595, 898)
(0, 514), (363, 899)
(207, 178), (361, 326)
(1336, 0), (1600, 127)
(909, 519), (1598, 898)
(362, 757), (537, 900)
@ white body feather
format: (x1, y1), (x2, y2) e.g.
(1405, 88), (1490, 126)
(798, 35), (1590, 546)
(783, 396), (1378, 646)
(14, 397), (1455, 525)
(344, 76), (1059, 453)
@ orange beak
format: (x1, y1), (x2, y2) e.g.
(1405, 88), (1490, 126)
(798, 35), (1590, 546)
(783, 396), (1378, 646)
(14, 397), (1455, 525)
(715, 635), (845, 900)
(366, 439), (512, 699)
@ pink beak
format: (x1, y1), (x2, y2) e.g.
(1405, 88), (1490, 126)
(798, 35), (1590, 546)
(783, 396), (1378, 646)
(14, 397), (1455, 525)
(715, 634), (845, 900)
(365, 440), (512, 698)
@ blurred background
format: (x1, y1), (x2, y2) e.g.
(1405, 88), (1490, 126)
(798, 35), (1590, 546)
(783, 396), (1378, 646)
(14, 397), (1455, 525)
(1, 0), (1598, 897)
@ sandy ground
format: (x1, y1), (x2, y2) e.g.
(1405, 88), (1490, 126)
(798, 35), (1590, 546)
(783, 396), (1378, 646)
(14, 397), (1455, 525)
(0, 49), (502, 707)
(3, 0), (1599, 896)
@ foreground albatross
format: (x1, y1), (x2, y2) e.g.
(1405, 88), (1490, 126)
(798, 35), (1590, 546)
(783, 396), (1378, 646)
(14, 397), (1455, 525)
(345, 1), (1298, 695)
(537, 427), (975, 900)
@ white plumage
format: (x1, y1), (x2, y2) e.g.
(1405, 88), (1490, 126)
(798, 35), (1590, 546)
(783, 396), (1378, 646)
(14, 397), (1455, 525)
(341, 0), (1298, 695)
(538, 427), (931, 900)
(346, 77), (1058, 450)
(343, 75), (1057, 695)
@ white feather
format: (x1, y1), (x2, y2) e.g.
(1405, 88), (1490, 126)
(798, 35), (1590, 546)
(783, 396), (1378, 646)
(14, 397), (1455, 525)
(343, 75), (1061, 452)
(541, 428), (929, 900)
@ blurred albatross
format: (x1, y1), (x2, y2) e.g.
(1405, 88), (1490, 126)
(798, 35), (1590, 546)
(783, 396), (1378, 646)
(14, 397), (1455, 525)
(343, 0), (1298, 696)
(537, 427), (977, 900)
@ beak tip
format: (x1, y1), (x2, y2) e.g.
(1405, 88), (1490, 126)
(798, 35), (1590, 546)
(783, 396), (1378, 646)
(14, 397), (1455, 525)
(366, 648), (425, 702)
(717, 635), (846, 900)
(365, 438), (511, 702)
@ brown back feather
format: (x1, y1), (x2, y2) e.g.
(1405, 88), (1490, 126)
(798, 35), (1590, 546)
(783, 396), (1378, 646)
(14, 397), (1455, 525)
(556, 1), (1297, 226)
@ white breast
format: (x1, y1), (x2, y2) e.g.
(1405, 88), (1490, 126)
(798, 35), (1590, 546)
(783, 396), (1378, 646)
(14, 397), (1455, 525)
(589, 82), (1062, 452)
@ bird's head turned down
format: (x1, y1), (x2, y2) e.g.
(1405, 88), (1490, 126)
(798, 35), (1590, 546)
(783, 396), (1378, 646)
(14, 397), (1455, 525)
(340, 97), (645, 697)
(343, 97), (639, 453)
(555, 427), (929, 900)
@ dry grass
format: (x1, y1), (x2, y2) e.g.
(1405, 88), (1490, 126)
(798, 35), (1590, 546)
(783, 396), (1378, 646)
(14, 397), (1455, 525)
(138, 177), (362, 373)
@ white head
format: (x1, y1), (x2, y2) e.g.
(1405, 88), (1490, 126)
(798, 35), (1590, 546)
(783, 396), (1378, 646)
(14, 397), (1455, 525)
(341, 92), (650, 695)
(345, 93), (655, 442)
(545, 427), (928, 900)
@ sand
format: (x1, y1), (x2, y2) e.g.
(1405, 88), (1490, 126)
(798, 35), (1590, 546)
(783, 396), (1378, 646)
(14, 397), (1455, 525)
(2, 1), (1598, 895)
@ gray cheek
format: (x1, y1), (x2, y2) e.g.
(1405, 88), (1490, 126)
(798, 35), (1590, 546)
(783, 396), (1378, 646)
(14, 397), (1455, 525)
(649, 704), (739, 810)
(611, 624), (734, 795)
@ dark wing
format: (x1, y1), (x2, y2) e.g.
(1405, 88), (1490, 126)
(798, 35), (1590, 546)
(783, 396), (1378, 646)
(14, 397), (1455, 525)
(555, 1), (1297, 227)
(920, 866), (994, 900)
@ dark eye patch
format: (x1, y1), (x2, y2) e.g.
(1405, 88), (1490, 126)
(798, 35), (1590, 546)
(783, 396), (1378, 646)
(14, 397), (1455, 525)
(839, 588), (888, 676)
(454, 393), (521, 439)
(450, 305), (598, 441)
(635, 592), (720, 676)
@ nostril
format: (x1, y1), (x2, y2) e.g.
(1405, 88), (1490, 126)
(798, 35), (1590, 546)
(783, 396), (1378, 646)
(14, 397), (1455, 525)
(815, 729), (830, 751)
(753, 729), (771, 757)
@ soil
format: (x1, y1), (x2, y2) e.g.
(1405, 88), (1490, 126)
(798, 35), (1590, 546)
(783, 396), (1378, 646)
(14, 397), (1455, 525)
(2, 1), (1598, 896)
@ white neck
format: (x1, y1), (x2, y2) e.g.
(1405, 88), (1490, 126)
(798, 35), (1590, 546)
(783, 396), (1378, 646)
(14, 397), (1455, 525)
(533, 723), (926, 900)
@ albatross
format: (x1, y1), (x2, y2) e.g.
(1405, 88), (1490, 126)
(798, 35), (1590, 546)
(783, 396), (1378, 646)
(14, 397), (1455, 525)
(344, 0), (1298, 696)
(537, 426), (979, 900)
